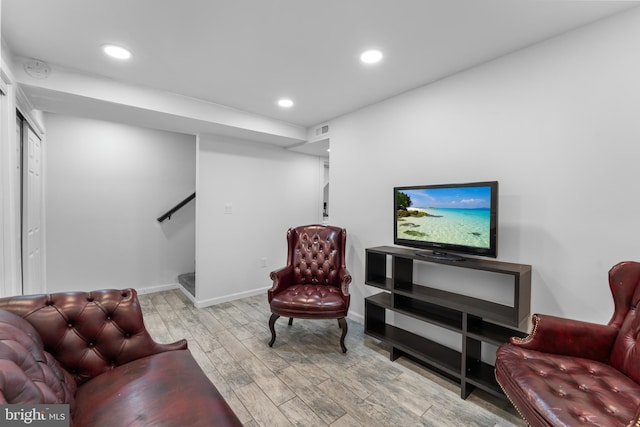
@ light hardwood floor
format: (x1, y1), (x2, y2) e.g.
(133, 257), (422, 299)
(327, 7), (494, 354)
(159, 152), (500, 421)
(138, 289), (526, 427)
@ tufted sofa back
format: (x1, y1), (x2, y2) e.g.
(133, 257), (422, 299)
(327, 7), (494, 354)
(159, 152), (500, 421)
(0, 288), (177, 386)
(608, 261), (640, 383)
(287, 224), (346, 287)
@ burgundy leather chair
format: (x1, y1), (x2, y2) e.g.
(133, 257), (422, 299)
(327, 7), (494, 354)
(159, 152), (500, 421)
(495, 261), (640, 427)
(268, 224), (352, 353)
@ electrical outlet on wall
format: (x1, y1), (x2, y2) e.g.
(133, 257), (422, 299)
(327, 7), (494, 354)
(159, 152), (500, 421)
(260, 258), (267, 268)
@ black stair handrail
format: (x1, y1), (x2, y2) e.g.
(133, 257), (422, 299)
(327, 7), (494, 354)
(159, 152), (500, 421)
(157, 192), (195, 223)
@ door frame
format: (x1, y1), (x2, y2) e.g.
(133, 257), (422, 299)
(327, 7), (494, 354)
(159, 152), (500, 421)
(21, 118), (45, 295)
(0, 71), (46, 297)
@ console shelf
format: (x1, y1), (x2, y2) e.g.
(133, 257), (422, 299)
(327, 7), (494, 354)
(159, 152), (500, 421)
(364, 245), (531, 399)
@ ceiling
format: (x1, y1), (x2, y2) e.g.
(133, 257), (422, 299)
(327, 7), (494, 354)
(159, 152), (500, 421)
(2, 0), (639, 156)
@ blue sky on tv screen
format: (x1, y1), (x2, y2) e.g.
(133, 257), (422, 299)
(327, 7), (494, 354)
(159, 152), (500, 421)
(403, 186), (491, 209)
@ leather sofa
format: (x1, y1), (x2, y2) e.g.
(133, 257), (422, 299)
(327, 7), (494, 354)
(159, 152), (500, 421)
(495, 261), (640, 427)
(0, 288), (242, 427)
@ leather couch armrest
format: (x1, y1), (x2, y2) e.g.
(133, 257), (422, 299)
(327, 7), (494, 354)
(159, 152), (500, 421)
(0, 288), (187, 385)
(511, 314), (618, 362)
(268, 265), (293, 302)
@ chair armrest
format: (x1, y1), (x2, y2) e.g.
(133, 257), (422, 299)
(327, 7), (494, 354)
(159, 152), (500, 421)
(339, 267), (352, 296)
(0, 288), (187, 385)
(511, 314), (619, 363)
(268, 265), (293, 302)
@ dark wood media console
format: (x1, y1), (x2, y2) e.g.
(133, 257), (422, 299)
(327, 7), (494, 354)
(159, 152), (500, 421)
(364, 245), (531, 399)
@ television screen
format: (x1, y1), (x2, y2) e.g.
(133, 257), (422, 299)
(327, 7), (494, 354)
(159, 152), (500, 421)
(394, 181), (498, 260)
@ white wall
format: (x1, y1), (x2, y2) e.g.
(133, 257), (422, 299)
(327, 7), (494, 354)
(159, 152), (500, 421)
(331, 7), (640, 326)
(45, 114), (196, 292)
(195, 134), (324, 306)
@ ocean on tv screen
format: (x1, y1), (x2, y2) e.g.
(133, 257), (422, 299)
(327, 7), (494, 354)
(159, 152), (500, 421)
(396, 186), (492, 249)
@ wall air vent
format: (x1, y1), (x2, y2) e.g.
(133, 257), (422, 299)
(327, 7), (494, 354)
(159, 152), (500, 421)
(315, 124), (329, 137)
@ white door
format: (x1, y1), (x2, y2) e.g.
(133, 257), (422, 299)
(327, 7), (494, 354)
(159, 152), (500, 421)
(22, 125), (44, 294)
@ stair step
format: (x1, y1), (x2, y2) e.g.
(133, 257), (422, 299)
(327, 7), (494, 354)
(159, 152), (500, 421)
(178, 272), (195, 296)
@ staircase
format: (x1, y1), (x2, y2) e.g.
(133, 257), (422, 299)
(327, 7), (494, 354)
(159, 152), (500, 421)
(178, 272), (195, 296)
(160, 194), (196, 297)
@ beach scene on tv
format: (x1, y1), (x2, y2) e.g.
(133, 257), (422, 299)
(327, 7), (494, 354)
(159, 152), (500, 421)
(396, 186), (492, 249)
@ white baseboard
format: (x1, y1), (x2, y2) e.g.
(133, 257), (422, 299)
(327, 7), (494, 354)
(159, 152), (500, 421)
(348, 311), (364, 324)
(140, 283), (365, 325)
(177, 285), (197, 304)
(135, 283), (179, 295)
(193, 286), (271, 308)
(136, 282), (267, 307)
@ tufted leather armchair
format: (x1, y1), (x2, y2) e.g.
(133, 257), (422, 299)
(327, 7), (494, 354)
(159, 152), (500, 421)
(495, 261), (640, 427)
(0, 288), (242, 426)
(268, 224), (352, 352)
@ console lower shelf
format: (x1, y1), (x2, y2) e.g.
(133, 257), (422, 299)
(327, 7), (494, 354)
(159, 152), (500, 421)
(366, 322), (462, 378)
(364, 246), (531, 399)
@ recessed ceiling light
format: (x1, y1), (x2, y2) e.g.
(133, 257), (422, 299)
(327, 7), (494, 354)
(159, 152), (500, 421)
(102, 44), (132, 60)
(360, 49), (383, 64)
(277, 98), (294, 108)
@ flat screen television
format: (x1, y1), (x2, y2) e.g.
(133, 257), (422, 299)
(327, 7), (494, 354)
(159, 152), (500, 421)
(394, 181), (498, 261)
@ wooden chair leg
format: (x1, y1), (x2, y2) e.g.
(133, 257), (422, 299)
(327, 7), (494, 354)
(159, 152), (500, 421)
(268, 313), (280, 347)
(338, 317), (348, 353)
(288, 317), (293, 326)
